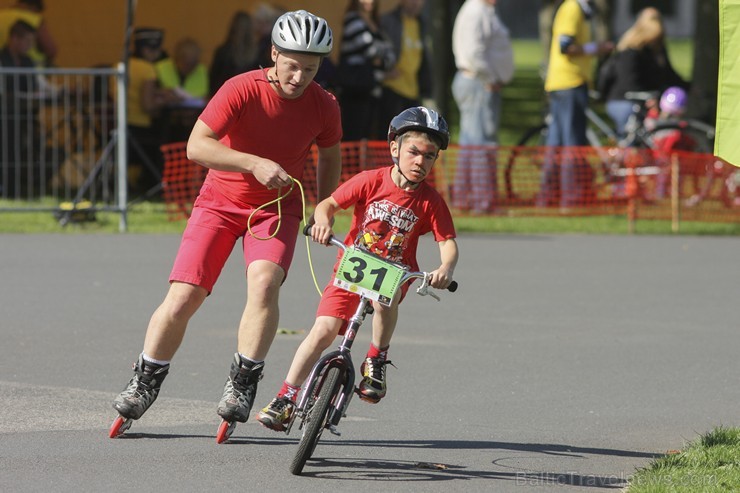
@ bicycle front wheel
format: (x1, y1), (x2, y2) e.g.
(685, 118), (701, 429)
(290, 366), (342, 476)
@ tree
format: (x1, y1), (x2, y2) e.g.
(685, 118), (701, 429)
(688, 0), (719, 124)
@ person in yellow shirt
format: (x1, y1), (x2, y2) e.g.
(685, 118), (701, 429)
(126, 28), (170, 193)
(377, 0), (432, 136)
(537, 0), (613, 208)
(0, 0), (56, 66)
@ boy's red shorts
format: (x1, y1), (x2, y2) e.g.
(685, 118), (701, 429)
(316, 279), (411, 334)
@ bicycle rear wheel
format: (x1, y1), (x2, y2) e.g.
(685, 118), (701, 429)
(643, 119), (715, 153)
(504, 124), (547, 202)
(289, 366), (342, 476)
(641, 119), (716, 199)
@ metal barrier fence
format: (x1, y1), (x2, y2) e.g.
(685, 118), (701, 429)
(0, 65), (128, 230)
(161, 141), (740, 229)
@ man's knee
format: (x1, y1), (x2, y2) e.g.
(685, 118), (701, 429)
(162, 282), (207, 319)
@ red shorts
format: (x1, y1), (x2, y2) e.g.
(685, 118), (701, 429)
(316, 277), (411, 334)
(169, 183), (301, 293)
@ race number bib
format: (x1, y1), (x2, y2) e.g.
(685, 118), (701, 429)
(334, 247), (406, 306)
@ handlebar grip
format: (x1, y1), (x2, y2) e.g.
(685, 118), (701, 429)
(447, 281), (458, 293)
(302, 224), (312, 236)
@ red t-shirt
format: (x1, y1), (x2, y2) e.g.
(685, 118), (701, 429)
(198, 68), (342, 209)
(332, 166), (456, 272)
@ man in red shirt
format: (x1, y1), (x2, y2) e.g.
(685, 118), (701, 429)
(112, 10), (342, 432)
(256, 107), (458, 431)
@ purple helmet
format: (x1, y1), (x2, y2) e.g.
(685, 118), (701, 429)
(659, 87), (688, 116)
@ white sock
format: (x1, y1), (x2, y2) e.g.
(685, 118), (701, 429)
(142, 353), (170, 367)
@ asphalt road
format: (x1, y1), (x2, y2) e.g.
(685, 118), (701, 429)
(1, 233), (738, 492)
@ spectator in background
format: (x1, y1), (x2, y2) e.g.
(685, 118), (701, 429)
(597, 7), (687, 139)
(644, 86), (695, 200)
(0, 20), (38, 197)
(156, 37), (209, 106)
(0, 0), (56, 66)
(539, 0), (611, 77)
(126, 27), (169, 194)
(536, 0), (613, 209)
(335, 0), (395, 141)
(156, 37), (210, 142)
(209, 11), (259, 97)
(451, 0), (513, 214)
(0, 20), (37, 97)
(376, 0), (432, 138)
(253, 3), (285, 70)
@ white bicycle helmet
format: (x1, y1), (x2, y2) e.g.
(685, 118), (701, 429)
(271, 10), (333, 56)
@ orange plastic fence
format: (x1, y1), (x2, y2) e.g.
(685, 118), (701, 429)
(160, 141), (740, 223)
(160, 142), (207, 220)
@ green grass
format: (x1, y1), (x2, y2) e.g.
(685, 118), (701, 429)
(2, 202), (738, 236)
(628, 427), (740, 492)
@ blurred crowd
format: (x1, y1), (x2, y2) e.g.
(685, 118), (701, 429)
(0, 0), (701, 208)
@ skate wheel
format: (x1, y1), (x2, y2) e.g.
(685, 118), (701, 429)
(216, 420), (236, 444)
(109, 415), (132, 438)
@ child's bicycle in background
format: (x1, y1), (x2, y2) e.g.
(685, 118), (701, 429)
(504, 91), (716, 204)
(285, 225), (457, 476)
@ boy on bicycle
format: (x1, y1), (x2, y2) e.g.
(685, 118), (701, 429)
(256, 106), (459, 431)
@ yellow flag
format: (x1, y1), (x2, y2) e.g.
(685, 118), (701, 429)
(715, 0), (740, 167)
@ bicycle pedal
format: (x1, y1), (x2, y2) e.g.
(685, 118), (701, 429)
(327, 424), (341, 436)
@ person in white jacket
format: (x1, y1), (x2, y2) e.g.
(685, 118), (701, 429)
(451, 0), (513, 214)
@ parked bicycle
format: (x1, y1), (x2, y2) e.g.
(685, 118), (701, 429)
(283, 225), (457, 476)
(504, 91), (716, 204)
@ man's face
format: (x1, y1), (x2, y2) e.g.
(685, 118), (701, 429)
(270, 47), (321, 99)
(9, 31), (35, 56)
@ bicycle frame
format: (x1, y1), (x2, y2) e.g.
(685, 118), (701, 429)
(287, 234), (436, 435)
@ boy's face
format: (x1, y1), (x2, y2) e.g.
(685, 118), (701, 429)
(270, 47), (321, 99)
(390, 134), (439, 183)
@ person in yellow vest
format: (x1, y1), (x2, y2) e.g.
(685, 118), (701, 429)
(155, 37), (209, 106)
(377, 0), (432, 137)
(155, 37), (209, 143)
(0, 0), (56, 66)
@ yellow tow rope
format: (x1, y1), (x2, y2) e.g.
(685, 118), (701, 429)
(246, 177), (323, 297)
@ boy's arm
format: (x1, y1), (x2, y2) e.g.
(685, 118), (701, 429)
(311, 196), (341, 245)
(428, 238), (458, 290)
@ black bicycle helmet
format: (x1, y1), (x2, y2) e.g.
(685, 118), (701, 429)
(387, 107), (450, 150)
(271, 10), (333, 56)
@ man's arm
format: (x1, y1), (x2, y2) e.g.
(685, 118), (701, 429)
(429, 238), (458, 290)
(186, 119), (292, 188)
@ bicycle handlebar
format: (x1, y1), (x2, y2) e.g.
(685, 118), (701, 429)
(303, 224), (458, 293)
